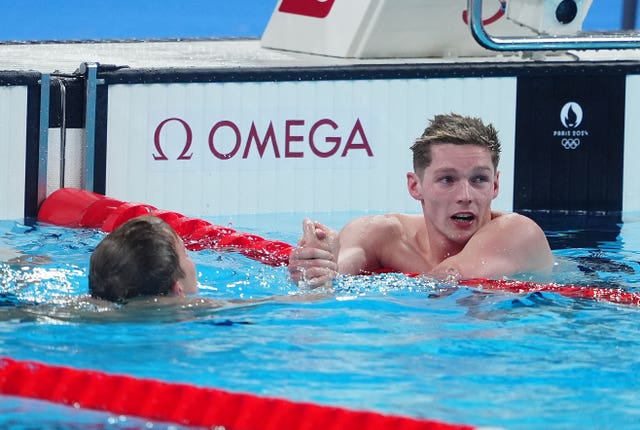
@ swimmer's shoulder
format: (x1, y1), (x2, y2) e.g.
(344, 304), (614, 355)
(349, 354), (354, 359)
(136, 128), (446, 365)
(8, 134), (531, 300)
(487, 211), (549, 246)
(490, 211), (543, 231)
(344, 213), (421, 237)
(490, 210), (509, 220)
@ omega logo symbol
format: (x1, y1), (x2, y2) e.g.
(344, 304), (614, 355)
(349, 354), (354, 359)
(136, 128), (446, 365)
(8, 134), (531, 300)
(560, 102), (583, 129)
(152, 117), (373, 161)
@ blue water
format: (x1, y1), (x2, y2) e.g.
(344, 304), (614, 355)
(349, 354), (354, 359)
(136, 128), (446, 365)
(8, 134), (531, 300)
(1, 212), (640, 429)
(0, 0), (635, 42)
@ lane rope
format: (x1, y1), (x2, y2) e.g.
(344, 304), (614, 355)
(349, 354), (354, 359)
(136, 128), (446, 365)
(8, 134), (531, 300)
(0, 357), (473, 430)
(38, 187), (292, 267)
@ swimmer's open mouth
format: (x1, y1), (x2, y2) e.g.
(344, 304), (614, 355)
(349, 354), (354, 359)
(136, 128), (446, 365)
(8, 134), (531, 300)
(451, 213), (475, 222)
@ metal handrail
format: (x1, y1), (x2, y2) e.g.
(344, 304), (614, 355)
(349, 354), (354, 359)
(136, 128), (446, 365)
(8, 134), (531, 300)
(37, 74), (50, 208)
(56, 78), (67, 188)
(80, 62), (98, 191)
(467, 0), (640, 51)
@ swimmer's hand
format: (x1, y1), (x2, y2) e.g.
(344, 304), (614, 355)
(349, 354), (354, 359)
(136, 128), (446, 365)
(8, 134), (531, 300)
(288, 219), (339, 289)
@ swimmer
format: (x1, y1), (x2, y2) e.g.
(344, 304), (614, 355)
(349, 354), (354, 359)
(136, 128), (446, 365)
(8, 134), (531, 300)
(3, 216), (324, 323)
(89, 216), (325, 309)
(89, 215), (198, 303)
(289, 113), (554, 287)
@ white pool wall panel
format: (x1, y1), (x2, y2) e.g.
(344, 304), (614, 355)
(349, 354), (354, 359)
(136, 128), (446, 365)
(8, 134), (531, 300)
(105, 77), (517, 216)
(0, 86), (28, 219)
(624, 75), (640, 215)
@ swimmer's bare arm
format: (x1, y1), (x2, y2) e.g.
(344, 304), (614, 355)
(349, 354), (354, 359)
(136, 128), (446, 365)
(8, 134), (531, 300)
(430, 213), (553, 280)
(288, 216), (393, 287)
(289, 216), (397, 287)
(336, 215), (400, 274)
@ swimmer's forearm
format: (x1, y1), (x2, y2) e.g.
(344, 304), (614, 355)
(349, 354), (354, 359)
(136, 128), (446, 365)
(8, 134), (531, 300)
(337, 246), (369, 275)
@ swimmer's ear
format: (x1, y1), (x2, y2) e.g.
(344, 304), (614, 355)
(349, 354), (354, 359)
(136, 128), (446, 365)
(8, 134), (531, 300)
(407, 172), (422, 201)
(171, 282), (185, 297)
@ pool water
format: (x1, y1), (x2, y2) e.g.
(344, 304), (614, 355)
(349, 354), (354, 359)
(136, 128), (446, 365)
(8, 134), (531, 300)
(1, 212), (640, 429)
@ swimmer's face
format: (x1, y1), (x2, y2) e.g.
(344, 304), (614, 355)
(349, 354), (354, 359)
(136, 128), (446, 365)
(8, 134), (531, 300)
(408, 143), (499, 245)
(175, 237), (198, 295)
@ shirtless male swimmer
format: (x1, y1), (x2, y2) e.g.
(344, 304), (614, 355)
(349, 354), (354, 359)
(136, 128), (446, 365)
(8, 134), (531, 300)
(288, 113), (553, 287)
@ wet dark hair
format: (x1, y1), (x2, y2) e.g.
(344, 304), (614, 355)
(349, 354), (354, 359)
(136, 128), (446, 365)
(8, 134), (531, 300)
(410, 113), (501, 175)
(89, 216), (185, 303)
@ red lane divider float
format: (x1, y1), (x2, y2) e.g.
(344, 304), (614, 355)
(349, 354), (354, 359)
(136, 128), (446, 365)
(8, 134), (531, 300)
(0, 357), (473, 430)
(37, 188), (293, 267)
(461, 278), (640, 306)
(38, 187), (640, 309)
(379, 272), (640, 307)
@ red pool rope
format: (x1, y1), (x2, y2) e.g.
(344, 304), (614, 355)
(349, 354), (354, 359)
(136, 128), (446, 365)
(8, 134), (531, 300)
(37, 188), (293, 267)
(0, 357), (473, 430)
(461, 278), (640, 306)
(37, 188), (640, 307)
(377, 272), (640, 307)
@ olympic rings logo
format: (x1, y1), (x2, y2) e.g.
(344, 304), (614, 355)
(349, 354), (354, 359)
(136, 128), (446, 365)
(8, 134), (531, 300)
(561, 138), (580, 149)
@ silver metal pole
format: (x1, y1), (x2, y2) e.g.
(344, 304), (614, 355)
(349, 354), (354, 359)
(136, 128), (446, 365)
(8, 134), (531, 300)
(82, 63), (98, 191)
(56, 78), (67, 188)
(37, 74), (50, 207)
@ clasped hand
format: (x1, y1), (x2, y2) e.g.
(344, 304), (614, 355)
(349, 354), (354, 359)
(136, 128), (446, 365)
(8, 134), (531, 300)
(288, 219), (339, 288)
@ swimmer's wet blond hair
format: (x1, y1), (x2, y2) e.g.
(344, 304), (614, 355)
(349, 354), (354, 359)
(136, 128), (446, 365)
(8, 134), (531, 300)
(411, 113), (501, 175)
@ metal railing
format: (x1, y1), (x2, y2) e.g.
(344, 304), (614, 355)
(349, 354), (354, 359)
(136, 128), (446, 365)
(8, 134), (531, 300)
(467, 0), (640, 51)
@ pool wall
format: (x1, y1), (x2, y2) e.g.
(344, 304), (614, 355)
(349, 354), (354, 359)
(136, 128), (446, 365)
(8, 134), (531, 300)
(0, 84), (27, 220)
(2, 59), (639, 219)
(0, 72), (41, 220)
(103, 73), (518, 215)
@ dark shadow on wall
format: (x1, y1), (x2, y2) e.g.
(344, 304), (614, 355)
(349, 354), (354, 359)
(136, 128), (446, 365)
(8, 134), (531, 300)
(521, 211), (622, 250)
